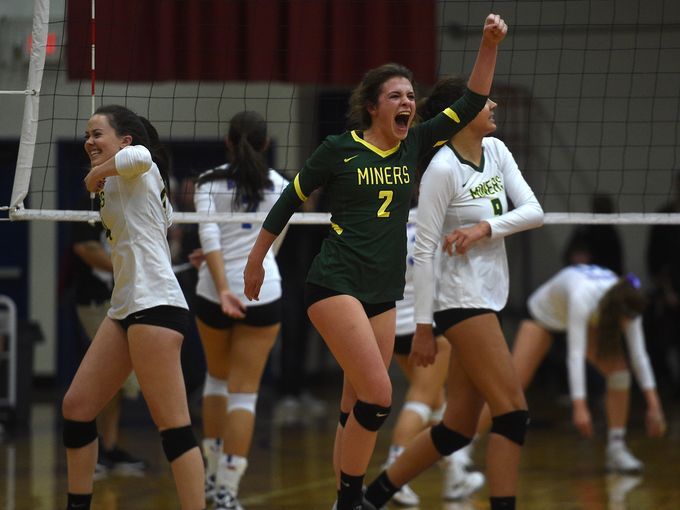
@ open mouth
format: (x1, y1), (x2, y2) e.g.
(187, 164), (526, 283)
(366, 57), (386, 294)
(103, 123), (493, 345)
(395, 112), (410, 129)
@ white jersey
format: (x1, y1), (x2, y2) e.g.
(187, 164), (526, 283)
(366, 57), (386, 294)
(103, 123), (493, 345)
(414, 137), (543, 323)
(395, 209), (417, 336)
(100, 145), (188, 320)
(195, 165), (288, 305)
(528, 264), (656, 400)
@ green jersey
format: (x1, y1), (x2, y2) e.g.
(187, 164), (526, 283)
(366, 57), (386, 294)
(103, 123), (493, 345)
(264, 88), (487, 303)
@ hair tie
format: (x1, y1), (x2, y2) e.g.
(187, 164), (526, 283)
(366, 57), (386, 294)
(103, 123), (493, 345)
(624, 273), (641, 289)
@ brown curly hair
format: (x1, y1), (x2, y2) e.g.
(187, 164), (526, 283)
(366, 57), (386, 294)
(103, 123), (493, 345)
(346, 63), (414, 130)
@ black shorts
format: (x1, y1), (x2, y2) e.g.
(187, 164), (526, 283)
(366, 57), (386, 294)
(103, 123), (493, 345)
(394, 333), (413, 356)
(194, 295), (282, 329)
(434, 308), (501, 334)
(394, 324), (444, 356)
(304, 282), (395, 319)
(118, 305), (190, 337)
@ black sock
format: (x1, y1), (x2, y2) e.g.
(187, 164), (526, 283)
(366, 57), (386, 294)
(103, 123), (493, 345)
(364, 471), (398, 508)
(337, 472), (364, 510)
(67, 493), (92, 510)
(490, 496), (516, 510)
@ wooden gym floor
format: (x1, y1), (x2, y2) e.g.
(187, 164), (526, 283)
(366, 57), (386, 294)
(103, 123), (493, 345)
(1, 373), (679, 509)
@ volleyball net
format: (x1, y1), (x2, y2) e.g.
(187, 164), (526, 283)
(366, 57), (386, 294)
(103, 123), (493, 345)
(3, 0), (680, 225)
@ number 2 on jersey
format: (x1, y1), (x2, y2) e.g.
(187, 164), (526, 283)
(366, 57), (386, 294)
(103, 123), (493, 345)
(377, 190), (393, 218)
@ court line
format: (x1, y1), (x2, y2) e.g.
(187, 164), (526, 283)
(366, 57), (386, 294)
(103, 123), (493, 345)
(240, 475), (337, 504)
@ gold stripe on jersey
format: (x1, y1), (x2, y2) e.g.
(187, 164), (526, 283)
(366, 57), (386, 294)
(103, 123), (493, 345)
(351, 131), (400, 157)
(331, 222), (344, 235)
(293, 174), (308, 201)
(443, 107), (461, 123)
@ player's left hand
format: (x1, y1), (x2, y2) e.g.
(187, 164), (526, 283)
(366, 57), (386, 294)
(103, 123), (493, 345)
(645, 407), (667, 437)
(409, 324), (437, 367)
(443, 221), (491, 255)
(84, 167), (105, 193)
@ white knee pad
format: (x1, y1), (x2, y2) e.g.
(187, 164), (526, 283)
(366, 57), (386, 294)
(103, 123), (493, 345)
(227, 392), (258, 414)
(203, 373), (229, 398)
(403, 401), (432, 425)
(607, 370), (631, 391)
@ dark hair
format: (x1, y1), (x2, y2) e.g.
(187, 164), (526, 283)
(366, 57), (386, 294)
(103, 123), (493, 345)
(346, 63), (414, 130)
(93, 105), (170, 186)
(595, 278), (647, 359)
(416, 75), (468, 175)
(197, 110), (271, 212)
(403, 74), (469, 188)
(418, 75), (468, 122)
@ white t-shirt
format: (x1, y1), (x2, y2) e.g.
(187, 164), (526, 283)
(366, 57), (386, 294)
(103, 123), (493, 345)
(194, 165), (288, 305)
(100, 145), (188, 320)
(528, 264), (657, 400)
(414, 137), (543, 324)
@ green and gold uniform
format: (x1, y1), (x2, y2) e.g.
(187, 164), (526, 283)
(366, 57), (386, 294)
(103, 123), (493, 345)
(263, 89), (487, 303)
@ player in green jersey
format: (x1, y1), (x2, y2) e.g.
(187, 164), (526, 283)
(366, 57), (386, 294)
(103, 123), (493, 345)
(245, 14), (508, 510)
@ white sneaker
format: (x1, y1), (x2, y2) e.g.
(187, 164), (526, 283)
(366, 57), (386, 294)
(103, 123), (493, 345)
(214, 488), (244, 510)
(392, 482), (420, 506)
(451, 444), (473, 469)
(441, 455), (485, 500)
(605, 444), (643, 473)
(205, 473), (217, 503)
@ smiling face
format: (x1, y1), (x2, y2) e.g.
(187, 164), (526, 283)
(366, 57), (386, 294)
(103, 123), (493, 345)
(83, 114), (130, 166)
(366, 76), (416, 145)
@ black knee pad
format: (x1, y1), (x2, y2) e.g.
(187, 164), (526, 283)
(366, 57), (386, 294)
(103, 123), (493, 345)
(430, 422), (471, 456)
(161, 425), (198, 463)
(339, 410), (350, 428)
(352, 400), (391, 432)
(491, 410), (530, 446)
(63, 419), (98, 449)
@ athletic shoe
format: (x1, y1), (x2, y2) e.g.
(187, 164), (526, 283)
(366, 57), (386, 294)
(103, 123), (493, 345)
(391, 482), (420, 506)
(451, 444), (473, 469)
(214, 488), (244, 510)
(205, 473), (217, 503)
(95, 448), (113, 478)
(605, 444), (643, 473)
(104, 446), (148, 473)
(441, 455), (485, 500)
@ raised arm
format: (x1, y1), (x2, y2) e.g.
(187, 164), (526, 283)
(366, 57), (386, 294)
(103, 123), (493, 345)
(467, 14), (508, 96)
